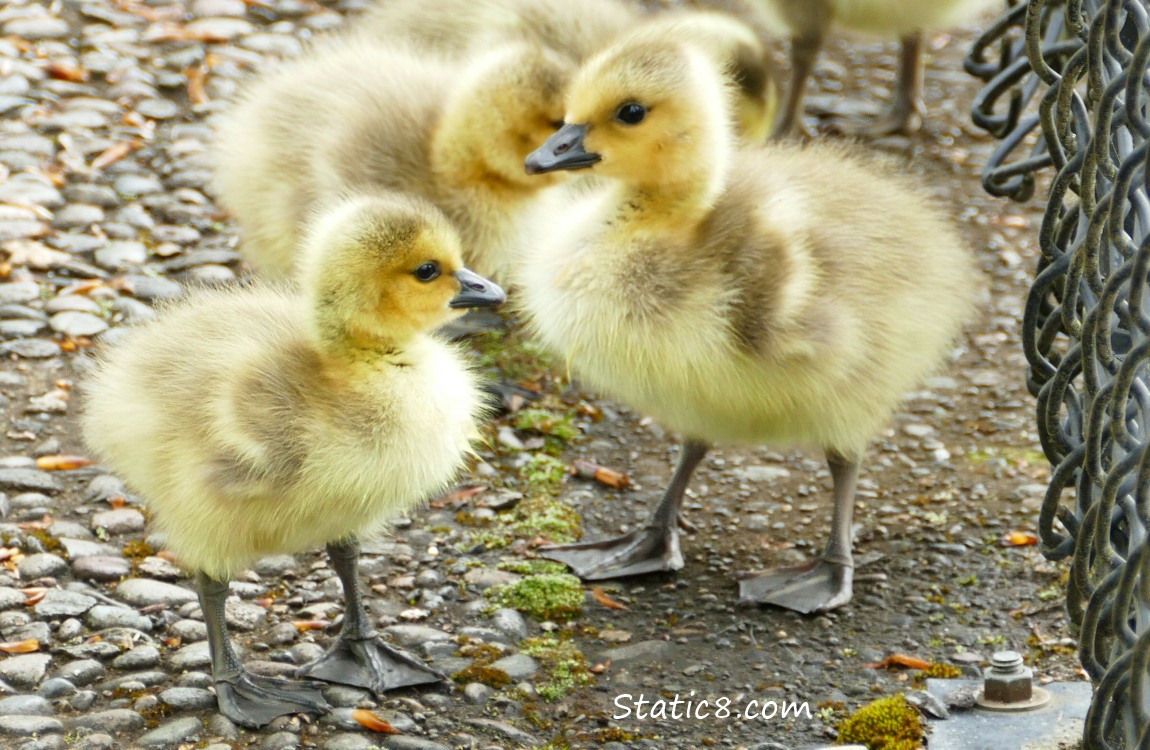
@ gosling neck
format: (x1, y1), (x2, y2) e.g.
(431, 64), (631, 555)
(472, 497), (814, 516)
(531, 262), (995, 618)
(309, 297), (415, 366)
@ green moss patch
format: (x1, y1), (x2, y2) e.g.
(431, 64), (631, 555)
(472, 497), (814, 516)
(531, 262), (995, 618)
(522, 635), (595, 701)
(837, 694), (924, 750)
(487, 573), (584, 621)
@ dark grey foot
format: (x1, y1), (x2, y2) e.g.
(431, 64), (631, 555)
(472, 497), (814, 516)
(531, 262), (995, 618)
(540, 526), (683, 580)
(214, 671), (331, 729)
(821, 105), (924, 137)
(737, 558), (853, 614)
(297, 636), (442, 694)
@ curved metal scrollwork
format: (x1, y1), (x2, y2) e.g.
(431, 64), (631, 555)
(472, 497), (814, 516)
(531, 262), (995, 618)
(969, 1), (1150, 747)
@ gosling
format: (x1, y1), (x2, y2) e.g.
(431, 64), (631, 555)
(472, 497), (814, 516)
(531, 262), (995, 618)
(212, 42), (571, 284)
(81, 193), (504, 727)
(358, 0), (777, 140)
(518, 36), (979, 614)
(754, 0), (1000, 136)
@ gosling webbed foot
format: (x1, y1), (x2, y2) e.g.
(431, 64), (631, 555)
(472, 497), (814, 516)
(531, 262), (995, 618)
(214, 670), (331, 729)
(540, 525), (683, 580)
(737, 557), (853, 614)
(297, 635), (443, 694)
(821, 106), (924, 137)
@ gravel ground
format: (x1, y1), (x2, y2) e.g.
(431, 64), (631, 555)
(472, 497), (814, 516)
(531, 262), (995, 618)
(0, 1), (1081, 749)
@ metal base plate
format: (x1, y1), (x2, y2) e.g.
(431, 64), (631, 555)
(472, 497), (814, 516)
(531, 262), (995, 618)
(927, 679), (1091, 750)
(975, 685), (1053, 712)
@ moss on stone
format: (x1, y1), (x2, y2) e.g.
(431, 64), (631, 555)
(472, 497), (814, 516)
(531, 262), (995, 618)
(522, 635), (595, 702)
(837, 694), (924, 750)
(515, 408), (579, 442)
(487, 573), (584, 622)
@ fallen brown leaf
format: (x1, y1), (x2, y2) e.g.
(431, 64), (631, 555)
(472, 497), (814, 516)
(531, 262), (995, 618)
(91, 141), (140, 172)
(431, 484), (486, 509)
(573, 459), (631, 489)
(186, 63), (209, 106)
(1005, 531), (1038, 547)
(352, 709), (400, 734)
(20, 588), (46, 606)
(42, 59), (89, 82)
(4, 241), (72, 270)
(864, 653), (932, 671)
(0, 638), (40, 654)
(292, 620), (328, 632)
(589, 660), (611, 674)
(590, 586), (629, 611)
(35, 454), (92, 471)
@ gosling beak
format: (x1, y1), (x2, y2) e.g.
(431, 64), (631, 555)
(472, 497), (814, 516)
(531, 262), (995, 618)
(450, 268), (505, 309)
(525, 123), (601, 174)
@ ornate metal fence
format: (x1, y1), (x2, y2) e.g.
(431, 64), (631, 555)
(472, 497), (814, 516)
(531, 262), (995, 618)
(968, 0), (1150, 746)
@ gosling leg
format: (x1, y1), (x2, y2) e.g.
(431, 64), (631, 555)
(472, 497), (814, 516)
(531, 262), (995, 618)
(297, 537), (442, 693)
(197, 571), (330, 728)
(737, 451), (857, 614)
(772, 20), (828, 138)
(825, 33), (926, 136)
(540, 439), (709, 579)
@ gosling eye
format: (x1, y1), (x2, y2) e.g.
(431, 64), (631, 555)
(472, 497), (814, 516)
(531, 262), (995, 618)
(615, 102), (646, 125)
(414, 262), (441, 282)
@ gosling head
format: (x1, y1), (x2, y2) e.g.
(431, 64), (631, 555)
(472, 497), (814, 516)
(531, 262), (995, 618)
(525, 39), (734, 196)
(439, 43), (572, 189)
(300, 193), (505, 349)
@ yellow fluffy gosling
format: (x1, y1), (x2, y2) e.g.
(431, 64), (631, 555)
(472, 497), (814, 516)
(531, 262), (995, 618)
(519, 35), (979, 613)
(357, 0), (639, 63)
(754, 0), (1000, 136)
(212, 41), (571, 283)
(82, 192), (504, 727)
(358, 0), (778, 140)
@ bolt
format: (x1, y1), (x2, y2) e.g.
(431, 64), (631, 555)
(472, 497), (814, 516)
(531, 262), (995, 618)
(983, 650), (1033, 703)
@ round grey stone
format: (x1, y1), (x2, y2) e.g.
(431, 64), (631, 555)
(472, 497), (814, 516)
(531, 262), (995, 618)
(382, 624), (450, 648)
(167, 642), (211, 671)
(56, 618), (82, 641)
(185, 17), (252, 40)
(16, 553), (68, 580)
(90, 508), (145, 535)
(94, 241), (147, 270)
(2, 17), (69, 39)
(253, 555), (297, 576)
(0, 715), (63, 736)
(158, 687), (215, 711)
(44, 295), (100, 315)
(257, 731), (299, 750)
(36, 678), (75, 699)
(136, 716), (202, 747)
(490, 608), (529, 640)
(111, 645), (160, 671)
(65, 709), (143, 733)
(166, 619), (206, 642)
(63, 184), (119, 208)
(0, 696), (52, 716)
(34, 590), (96, 618)
(175, 672), (212, 689)
(0, 654), (51, 688)
(67, 691), (96, 711)
(73, 557), (133, 583)
(114, 579), (196, 607)
(135, 99), (180, 120)
(191, 0), (247, 16)
(0, 282), (40, 307)
(487, 653), (538, 681)
(48, 312), (107, 338)
(381, 738), (451, 750)
(51, 204), (104, 230)
(52, 659), (103, 686)
(463, 682), (493, 704)
(71, 734), (114, 750)
(323, 735), (375, 750)
(86, 605), (151, 631)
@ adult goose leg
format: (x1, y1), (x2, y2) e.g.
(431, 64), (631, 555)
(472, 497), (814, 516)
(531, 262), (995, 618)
(297, 537), (442, 692)
(738, 451), (858, 614)
(541, 439), (709, 579)
(198, 572), (331, 728)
